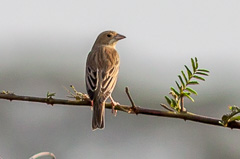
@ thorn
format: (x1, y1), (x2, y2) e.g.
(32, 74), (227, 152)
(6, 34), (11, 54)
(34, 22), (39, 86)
(160, 103), (174, 112)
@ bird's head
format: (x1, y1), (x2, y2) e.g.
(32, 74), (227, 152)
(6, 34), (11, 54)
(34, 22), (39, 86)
(93, 31), (126, 48)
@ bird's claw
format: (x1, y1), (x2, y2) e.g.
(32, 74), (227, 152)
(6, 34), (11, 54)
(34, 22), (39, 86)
(111, 101), (119, 116)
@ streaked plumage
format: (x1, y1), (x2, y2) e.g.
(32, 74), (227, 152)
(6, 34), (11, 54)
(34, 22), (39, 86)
(85, 31), (126, 130)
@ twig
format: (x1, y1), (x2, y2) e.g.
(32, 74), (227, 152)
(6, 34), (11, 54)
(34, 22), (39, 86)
(180, 97), (186, 112)
(63, 85), (89, 101)
(29, 152), (56, 159)
(0, 93), (240, 129)
(125, 87), (135, 107)
(125, 87), (138, 114)
(62, 85), (77, 98)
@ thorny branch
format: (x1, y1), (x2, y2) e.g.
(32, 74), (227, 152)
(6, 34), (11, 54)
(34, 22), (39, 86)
(0, 88), (240, 130)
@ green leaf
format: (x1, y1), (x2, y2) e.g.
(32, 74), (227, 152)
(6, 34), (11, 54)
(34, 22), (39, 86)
(183, 93), (195, 102)
(164, 57), (209, 110)
(220, 115), (228, 127)
(193, 75), (205, 81)
(186, 87), (198, 95)
(228, 106), (240, 112)
(229, 106), (233, 110)
(196, 71), (209, 76)
(197, 69), (209, 73)
(195, 57), (198, 69)
(184, 65), (192, 79)
(178, 75), (185, 87)
(219, 121), (224, 126)
(47, 91), (56, 98)
(229, 116), (240, 122)
(181, 71), (188, 84)
(187, 81), (199, 85)
(171, 99), (177, 107)
(221, 114), (229, 121)
(175, 81), (181, 90)
(191, 58), (196, 72)
(182, 91), (191, 96)
(171, 87), (180, 96)
(220, 105), (240, 126)
(165, 96), (172, 105)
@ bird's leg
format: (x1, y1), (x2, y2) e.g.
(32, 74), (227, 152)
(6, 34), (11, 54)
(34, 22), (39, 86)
(90, 100), (93, 111)
(109, 95), (119, 116)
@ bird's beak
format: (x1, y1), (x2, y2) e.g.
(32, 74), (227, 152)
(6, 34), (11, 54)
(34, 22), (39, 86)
(114, 34), (126, 41)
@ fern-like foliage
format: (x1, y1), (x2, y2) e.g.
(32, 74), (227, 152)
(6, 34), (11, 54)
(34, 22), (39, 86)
(220, 106), (240, 127)
(165, 57), (210, 112)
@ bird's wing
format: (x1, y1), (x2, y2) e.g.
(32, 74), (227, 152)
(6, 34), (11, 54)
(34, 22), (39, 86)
(86, 51), (98, 100)
(85, 46), (120, 101)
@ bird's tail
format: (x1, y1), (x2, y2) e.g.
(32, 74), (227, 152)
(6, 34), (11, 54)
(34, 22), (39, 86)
(92, 98), (105, 130)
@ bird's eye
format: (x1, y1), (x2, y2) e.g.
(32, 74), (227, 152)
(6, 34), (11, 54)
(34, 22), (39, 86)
(107, 34), (112, 38)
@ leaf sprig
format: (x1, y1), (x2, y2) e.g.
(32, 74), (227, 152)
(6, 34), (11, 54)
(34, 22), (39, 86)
(47, 91), (56, 99)
(220, 106), (240, 127)
(165, 57), (209, 112)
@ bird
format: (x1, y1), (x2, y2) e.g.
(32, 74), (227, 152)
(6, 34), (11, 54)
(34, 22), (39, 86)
(85, 30), (126, 130)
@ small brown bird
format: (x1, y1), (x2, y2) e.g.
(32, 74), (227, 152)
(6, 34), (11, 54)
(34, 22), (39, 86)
(85, 31), (126, 130)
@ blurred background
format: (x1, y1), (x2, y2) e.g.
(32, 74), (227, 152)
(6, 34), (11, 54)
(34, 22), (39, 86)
(0, 0), (240, 158)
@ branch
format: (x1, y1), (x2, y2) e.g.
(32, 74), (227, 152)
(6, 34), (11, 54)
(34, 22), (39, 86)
(0, 92), (240, 130)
